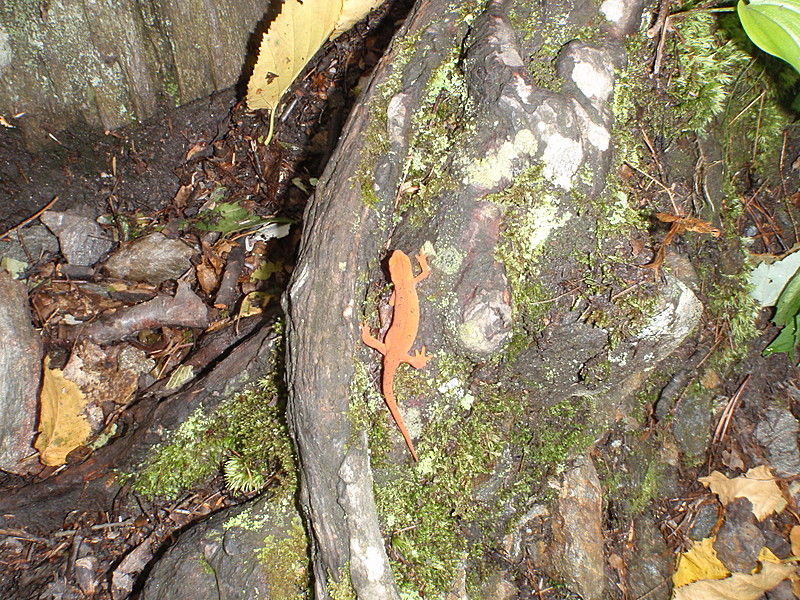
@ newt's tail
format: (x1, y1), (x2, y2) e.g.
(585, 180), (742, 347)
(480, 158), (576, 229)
(382, 377), (419, 462)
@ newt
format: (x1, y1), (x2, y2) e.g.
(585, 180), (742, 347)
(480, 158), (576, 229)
(361, 250), (433, 462)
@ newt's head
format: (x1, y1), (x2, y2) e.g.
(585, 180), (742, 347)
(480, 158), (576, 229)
(389, 250), (413, 278)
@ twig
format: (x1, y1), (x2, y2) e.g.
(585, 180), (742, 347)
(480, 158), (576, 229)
(712, 374), (751, 445)
(0, 195), (59, 241)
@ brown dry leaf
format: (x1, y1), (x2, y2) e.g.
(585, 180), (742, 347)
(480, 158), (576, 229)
(246, 0), (342, 113)
(35, 357), (92, 466)
(673, 537), (730, 587)
(699, 466), (786, 521)
(791, 525), (800, 557)
(672, 561), (796, 600)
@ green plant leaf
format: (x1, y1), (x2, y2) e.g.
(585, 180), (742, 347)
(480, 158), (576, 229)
(763, 267), (800, 359)
(737, 0), (800, 73)
(764, 312), (800, 360)
(772, 266), (800, 327)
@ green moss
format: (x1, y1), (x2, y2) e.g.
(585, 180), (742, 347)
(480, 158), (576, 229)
(363, 350), (595, 597)
(326, 566), (357, 600)
(256, 517), (309, 600)
(131, 328), (296, 499)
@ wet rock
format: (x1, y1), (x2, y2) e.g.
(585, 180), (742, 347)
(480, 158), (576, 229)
(689, 502), (719, 540)
(672, 392), (712, 463)
(479, 573), (517, 600)
(40, 207), (112, 266)
(141, 497), (307, 600)
(103, 232), (195, 284)
(550, 455), (605, 600)
(755, 408), (800, 477)
(0, 269), (42, 474)
(714, 497), (763, 572)
(0, 223), (59, 267)
(627, 513), (672, 600)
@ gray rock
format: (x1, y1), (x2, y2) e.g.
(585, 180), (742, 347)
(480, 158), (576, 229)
(141, 497), (307, 600)
(0, 270), (42, 473)
(103, 232), (195, 284)
(551, 455), (605, 600)
(755, 408), (800, 477)
(0, 223), (59, 266)
(672, 393), (712, 463)
(40, 209), (112, 266)
(689, 502), (719, 540)
(626, 513), (672, 600)
(714, 498), (763, 572)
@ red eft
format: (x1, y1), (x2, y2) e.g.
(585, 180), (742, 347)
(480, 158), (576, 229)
(361, 250), (432, 461)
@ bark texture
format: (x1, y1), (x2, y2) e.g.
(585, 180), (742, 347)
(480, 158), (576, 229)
(0, 0), (266, 148)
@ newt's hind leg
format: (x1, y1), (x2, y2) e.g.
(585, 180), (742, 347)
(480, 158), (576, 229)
(361, 323), (387, 355)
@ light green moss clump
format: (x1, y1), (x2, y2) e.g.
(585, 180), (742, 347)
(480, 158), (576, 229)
(131, 333), (296, 499)
(326, 566), (357, 600)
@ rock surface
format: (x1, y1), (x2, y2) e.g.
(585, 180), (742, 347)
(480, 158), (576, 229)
(40, 208), (112, 266)
(141, 497), (306, 600)
(550, 456), (605, 600)
(103, 232), (195, 283)
(0, 269), (42, 473)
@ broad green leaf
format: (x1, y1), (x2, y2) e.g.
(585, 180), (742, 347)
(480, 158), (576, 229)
(764, 312), (800, 359)
(737, 0), (800, 73)
(763, 266), (800, 359)
(772, 266), (800, 326)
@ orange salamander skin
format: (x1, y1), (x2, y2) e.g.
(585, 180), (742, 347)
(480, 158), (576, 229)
(361, 250), (433, 461)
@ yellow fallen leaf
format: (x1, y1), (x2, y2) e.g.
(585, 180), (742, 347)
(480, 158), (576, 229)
(35, 357), (92, 466)
(246, 0), (342, 113)
(673, 561), (796, 600)
(673, 537), (730, 587)
(331, 0), (384, 39)
(699, 466), (786, 521)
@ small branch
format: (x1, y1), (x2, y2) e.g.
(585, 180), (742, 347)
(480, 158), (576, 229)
(0, 195), (60, 241)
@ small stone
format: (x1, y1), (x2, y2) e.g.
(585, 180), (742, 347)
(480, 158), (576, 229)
(103, 232), (195, 284)
(714, 497), (764, 572)
(40, 208), (112, 266)
(672, 393), (711, 463)
(551, 455), (605, 600)
(689, 503), (719, 540)
(0, 223), (59, 265)
(755, 408), (800, 477)
(627, 513), (672, 600)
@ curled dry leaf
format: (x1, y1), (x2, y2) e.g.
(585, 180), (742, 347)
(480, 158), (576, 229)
(699, 465), (786, 521)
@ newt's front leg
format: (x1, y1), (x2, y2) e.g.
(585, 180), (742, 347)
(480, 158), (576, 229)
(405, 347), (433, 369)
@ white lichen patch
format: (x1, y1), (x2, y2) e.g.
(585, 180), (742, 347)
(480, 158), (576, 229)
(572, 101), (611, 152)
(519, 195), (573, 259)
(362, 543), (386, 581)
(600, 0), (626, 24)
(638, 277), (702, 343)
(572, 61), (614, 104)
(465, 129), (538, 189)
(540, 132), (583, 190)
(0, 27), (12, 73)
